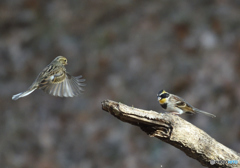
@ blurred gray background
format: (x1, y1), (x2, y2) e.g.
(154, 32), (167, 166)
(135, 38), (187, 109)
(1, 0), (240, 168)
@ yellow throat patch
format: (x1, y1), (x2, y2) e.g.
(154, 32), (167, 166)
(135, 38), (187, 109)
(159, 98), (167, 104)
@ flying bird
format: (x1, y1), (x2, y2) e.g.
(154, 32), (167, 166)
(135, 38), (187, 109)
(12, 56), (85, 100)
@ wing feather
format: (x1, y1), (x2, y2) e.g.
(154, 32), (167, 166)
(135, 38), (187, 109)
(41, 73), (85, 97)
(170, 95), (195, 113)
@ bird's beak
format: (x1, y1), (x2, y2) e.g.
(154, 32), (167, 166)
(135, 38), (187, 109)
(157, 96), (161, 101)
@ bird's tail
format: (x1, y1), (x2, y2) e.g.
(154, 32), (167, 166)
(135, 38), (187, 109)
(193, 108), (216, 118)
(12, 88), (36, 100)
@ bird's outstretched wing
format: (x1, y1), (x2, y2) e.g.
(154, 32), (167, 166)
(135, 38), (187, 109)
(41, 74), (85, 97)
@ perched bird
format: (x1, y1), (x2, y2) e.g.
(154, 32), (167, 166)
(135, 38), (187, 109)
(12, 56), (85, 100)
(157, 90), (216, 118)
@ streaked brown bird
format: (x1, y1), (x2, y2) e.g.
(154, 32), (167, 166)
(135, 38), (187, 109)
(12, 56), (85, 100)
(157, 90), (216, 118)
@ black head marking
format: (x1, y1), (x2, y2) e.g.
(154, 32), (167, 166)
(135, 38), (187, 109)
(160, 93), (169, 99)
(158, 89), (164, 94)
(157, 90), (165, 97)
(161, 103), (167, 109)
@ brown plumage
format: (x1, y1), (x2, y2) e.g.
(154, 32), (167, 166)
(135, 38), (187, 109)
(169, 95), (195, 113)
(12, 56), (85, 100)
(157, 90), (216, 118)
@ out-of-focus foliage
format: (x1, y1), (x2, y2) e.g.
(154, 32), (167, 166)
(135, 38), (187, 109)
(1, 0), (240, 168)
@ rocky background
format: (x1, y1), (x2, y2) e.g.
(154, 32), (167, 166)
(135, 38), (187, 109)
(1, 1), (240, 168)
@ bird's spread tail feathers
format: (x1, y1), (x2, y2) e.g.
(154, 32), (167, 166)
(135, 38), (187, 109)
(193, 108), (216, 118)
(12, 88), (36, 100)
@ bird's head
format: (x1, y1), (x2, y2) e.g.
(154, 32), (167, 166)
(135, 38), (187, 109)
(157, 90), (170, 104)
(54, 56), (68, 65)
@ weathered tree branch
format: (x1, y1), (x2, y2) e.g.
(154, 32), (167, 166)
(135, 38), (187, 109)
(101, 99), (240, 168)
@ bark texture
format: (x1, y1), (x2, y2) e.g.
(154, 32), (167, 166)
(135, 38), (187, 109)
(101, 99), (240, 168)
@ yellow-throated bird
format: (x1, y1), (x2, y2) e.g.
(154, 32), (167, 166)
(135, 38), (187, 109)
(157, 90), (216, 118)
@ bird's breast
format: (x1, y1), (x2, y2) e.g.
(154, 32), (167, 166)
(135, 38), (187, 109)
(51, 72), (66, 83)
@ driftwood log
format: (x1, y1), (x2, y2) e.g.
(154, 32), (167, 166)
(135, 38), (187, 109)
(101, 100), (240, 168)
